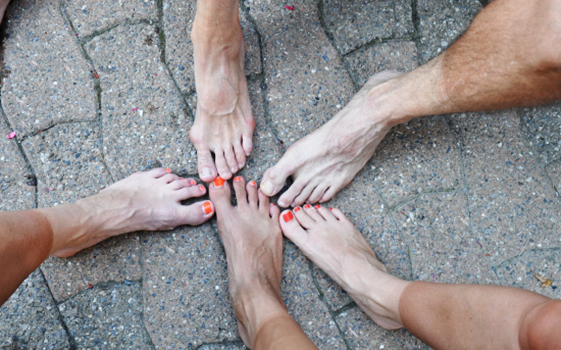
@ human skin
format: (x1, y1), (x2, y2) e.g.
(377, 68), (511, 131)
(259, 0), (561, 207)
(208, 177), (318, 350)
(0, 169), (214, 306)
(279, 204), (561, 350)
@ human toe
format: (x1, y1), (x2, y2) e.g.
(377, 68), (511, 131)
(208, 177), (233, 212)
(197, 149), (218, 182)
(147, 167), (169, 179)
(233, 143), (246, 169)
(260, 160), (295, 197)
(178, 200), (214, 226)
(175, 183), (207, 201)
(233, 176), (248, 206)
(258, 188), (270, 213)
(214, 150), (233, 180)
(303, 203), (324, 221)
(292, 206), (316, 229)
(308, 183), (329, 204)
(269, 202), (280, 220)
(224, 147), (239, 175)
(279, 209), (307, 245)
(291, 183), (316, 207)
(242, 134), (253, 157)
(246, 180), (258, 208)
(277, 180), (306, 208)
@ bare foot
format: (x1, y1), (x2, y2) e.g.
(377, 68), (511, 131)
(279, 205), (410, 330)
(260, 71), (403, 207)
(189, 11), (255, 182)
(50, 168), (215, 257)
(209, 176), (285, 347)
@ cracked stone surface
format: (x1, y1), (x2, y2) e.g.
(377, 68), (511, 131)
(59, 281), (151, 349)
(1, 0), (561, 348)
(1, 0), (97, 137)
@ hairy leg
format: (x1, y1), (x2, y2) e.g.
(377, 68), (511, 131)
(209, 177), (317, 350)
(0, 168), (214, 306)
(190, 0), (254, 182)
(280, 205), (560, 350)
(260, 0), (561, 206)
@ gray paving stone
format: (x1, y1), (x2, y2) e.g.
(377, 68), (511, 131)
(186, 79), (283, 182)
(312, 167), (411, 311)
(0, 181), (36, 211)
(344, 41), (418, 87)
(522, 102), (561, 165)
(163, 0), (261, 95)
(395, 192), (496, 284)
(41, 233), (142, 302)
(246, 0), (355, 146)
(282, 242), (346, 349)
(371, 115), (462, 206)
(0, 270), (70, 349)
(546, 159), (561, 194)
(1, 0), (97, 137)
(142, 224), (238, 348)
(65, 0), (157, 37)
(451, 111), (561, 262)
(21, 123), (112, 207)
(87, 24), (196, 179)
(321, 0), (414, 55)
(417, 0), (482, 64)
(59, 281), (151, 349)
(336, 306), (424, 350)
(494, 247), (561, 299)
(199, 344), (247, 350)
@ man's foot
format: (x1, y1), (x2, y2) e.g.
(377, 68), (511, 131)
(51, 168), (215, 257)
(189, 12), (255, 182)
(209, 176), (285, 347)
(260, 71), (403, 207)
(280, 205), (410, 330)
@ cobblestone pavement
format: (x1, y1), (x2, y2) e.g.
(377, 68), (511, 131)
(1, 0), (560, 349)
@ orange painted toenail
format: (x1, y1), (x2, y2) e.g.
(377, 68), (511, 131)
(271, 203), (276, 206)
(304, 204), (310, 209)
(283, 212), (294, 222)
(191, 180), (197, 185)
(330, 207), (333, 210)
(315, 205), (321, 209)
(249, 181), (256, 186)
(166, 168), (171, 172)
(203, 201), (212, 214)
(234, 176), (242, 182)
(199, 185), (205, 192)
(294, 207), (301, 212)
(214, 177), (224, 187)
(180, 177), (184, 180)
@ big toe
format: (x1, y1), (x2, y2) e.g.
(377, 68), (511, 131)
(178, 200), (215, 226)
(260, 161), (293, 197)
(208, 177), (233, 212)
(279, 210), (308, 247)
(197, 149), (218, 182)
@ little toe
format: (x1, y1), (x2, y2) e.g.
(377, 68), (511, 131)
(303, 203), (324, 221)
(215, 150), (233, 180)
(258, 189), (270, 213)
(148, 167), (169, 179)
(233, 143), (246, 170)
(246, 180), (259, 208)
(160, 173), (179, 184)
(224, 147), (239, 175)
(293, 206), (316, 229)
(277, 180), (306, 208)
(242, 134), (253, 157)
(260, 158), (295, 197)
(308, 184), (329, 204)
(178, 200), (214, 226)
(197, 149), (218, 182)
(208, 177), (233, 213)
(269, 202), (280, 220)
(279, 210), (308, 246)
(175, 184), (206, 201)
(233, 176), (248, 207)
(329, 207), (346, 221)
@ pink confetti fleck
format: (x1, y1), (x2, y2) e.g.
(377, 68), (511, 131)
(7, 131), (16, 139)
(155, 73), (158, 77)
(132, 107), (138, 112)
(75, 33), (78, 37)
(285, 5), (295, 10)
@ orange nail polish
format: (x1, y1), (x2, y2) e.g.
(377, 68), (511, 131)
(329, 207), (333, 210)
(191, 179), (196, 185)
(214, 177), (224, 187)
(271, 203), (276, 206)
(234, 176), (242, 182)
(315, 205), (321, 209)
(199, 185), (205, 192)
(203, 201), (212, 214)
(304, 204), (310, 209)
(283, 212), (294, 222)
(166, 168), (171, 173)
(249, 181), (256, 186)
(294, 207), (301, 212)
(180, 177), (184, 180)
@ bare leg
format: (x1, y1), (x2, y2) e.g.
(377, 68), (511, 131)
(261, 0), (561, 206)
(279, 205), (561, 350)
(190, 0), (254, 182)
(0, 168), (214, 306)
(209, 177), (317, 350)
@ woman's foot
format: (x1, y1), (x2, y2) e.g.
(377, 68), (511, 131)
(279, 204), (410, 330)
(50, 168), (215, 257)
(208, 176), (285, 347)
(189, 5), (255, 182)
(260, 71), (403, 207)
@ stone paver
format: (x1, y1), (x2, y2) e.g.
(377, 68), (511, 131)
(59, 281), (151, 349)
(1, 0), (96, 137)
(0, 270), (70, 349)
(1, 0), (561, 348)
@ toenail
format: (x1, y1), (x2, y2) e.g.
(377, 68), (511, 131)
(203, 201), (213, 214)
(278, 200), (287, 207)
(315, 205), (321, 209)
(271, 203), (276, 206)
(230, 167), (237, 173)
(180, 177), (184, 180)
(201, 168), (214, 178)
(166, 168), (171, 173)
(330, 207), (333, 210)
(214, 177), (225, 187)
(304, 204), (310, 209)
(282, 211), (294, 222)
(234, 176), (242, 182)
(249, 181), (256, 186)
(191, 179), (197, 185)
(294, 207), (301, 212)
(199, 185), (206, 192)
(238, 162), (244, 168)
(261, 181), (274, 195)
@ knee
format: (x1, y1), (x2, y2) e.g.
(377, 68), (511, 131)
(520, 300), (561, 350)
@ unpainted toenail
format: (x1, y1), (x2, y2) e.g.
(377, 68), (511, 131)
(230, 167), (237, 173)
(282, 212), (294, 222)
(238, 163), (244, 168)
(234, 176), (242, 182)
(201, 168), (214, 178)
(260, 181), (274, 195)
(203, 201), (213, 214)
(214, 177), (225, 187)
